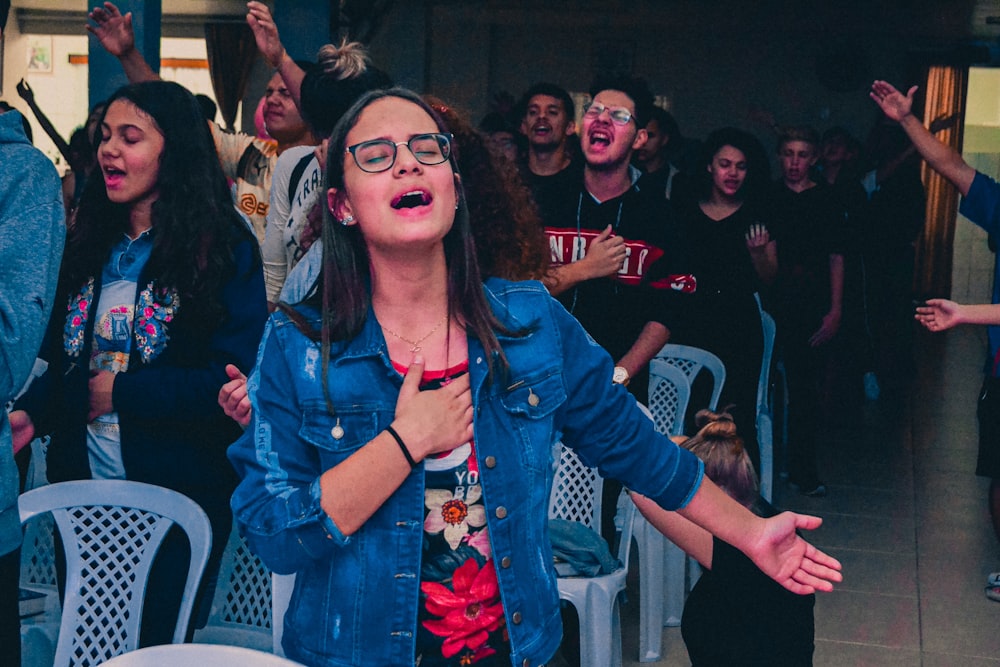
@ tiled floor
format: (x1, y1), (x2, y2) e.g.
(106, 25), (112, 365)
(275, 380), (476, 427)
(619, 324), (1000, 666)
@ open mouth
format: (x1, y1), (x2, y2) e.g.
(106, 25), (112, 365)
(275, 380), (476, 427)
(588, 129), (612, 147)
(103, 166), (125, 185)
(391, 190), (432, 209)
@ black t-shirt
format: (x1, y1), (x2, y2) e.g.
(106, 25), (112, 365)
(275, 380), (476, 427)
(681, 500), (816, 666)
(545, 179), (694, 361)
(520, 157), (585, 232)
(766, 180), (847, 326)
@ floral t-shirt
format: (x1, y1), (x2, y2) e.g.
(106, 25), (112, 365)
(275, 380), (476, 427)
(406, 361), (509, 666)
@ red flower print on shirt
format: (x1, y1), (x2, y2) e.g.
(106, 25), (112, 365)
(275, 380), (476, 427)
(421, 558), (505, 660)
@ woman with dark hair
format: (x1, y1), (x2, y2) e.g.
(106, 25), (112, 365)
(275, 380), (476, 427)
(228, 88), (840, 667)
(10, 80), (268, 645)
(673, 127), (776, 472)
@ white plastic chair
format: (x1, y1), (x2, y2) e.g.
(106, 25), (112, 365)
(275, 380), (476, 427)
(633, 359), (691, 661)
(194, 522), (273, 651)
(757, 309), (777, 502)
(548, 444), (636, 667)
(99, 643), (306, 666)
(271, 573), (296, 657)
(654, 343), (726, 412)
(18, 480), (212, 667)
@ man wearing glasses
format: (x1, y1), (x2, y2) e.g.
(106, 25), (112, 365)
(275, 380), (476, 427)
(542, 76), (695, 545)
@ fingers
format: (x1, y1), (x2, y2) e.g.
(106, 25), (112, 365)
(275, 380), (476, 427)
(225, 363), (247, 382)
(791, 512), (823, 532)
(397, 355), (426, 404)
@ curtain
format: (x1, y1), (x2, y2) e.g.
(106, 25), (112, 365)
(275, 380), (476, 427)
(204, 22), (257, 132)
(916, 64), (968, 297)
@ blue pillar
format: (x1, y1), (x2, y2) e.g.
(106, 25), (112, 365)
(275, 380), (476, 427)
(88, 0), (161, 109)
(272, 0), (330, 64)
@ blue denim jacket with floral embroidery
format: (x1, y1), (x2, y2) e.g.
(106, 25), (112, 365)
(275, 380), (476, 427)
(229, 278), (704, 667)
(16, 236), (266, 517)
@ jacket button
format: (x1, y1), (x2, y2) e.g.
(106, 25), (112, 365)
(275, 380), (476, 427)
(500, 556), (511, 568)
(511, 611), (522, 624)
(484, 456), (496, 468)
(495, 506), (507, 519)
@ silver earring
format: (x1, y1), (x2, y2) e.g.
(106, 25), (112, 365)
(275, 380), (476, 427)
(340, 215), (354, 226)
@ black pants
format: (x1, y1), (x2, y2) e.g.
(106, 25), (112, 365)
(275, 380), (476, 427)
(0, 547), (20, 666)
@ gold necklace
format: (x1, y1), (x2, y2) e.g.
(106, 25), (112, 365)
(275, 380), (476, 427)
(381, 314), (448, 353)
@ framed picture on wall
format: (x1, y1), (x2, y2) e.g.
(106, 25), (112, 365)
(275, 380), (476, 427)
(26, 36), (52, 73)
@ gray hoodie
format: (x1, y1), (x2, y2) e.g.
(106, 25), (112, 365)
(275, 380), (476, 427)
(0, 109), (64, 556)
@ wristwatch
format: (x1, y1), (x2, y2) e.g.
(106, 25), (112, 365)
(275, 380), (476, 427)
(612, 366), (630, 386)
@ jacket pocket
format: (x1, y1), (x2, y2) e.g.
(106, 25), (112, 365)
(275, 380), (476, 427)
(497, 370), (565, 472)
(299, 399), (383, 460)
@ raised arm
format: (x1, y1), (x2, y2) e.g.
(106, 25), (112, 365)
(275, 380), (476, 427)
(16, 80), (73, 166)
(870, 80), (975, 196)
(246, 1), (307, 109)
(87, 2), (159, 83)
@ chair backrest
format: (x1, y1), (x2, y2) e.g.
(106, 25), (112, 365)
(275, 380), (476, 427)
(198, 521), (273, 647)
(757, 310), (776, 413)
(548, 444), (602, 531)
(18, 480), (212, 667)
(647, 359), (692, 437)
(99, 643), (306, 666)
(547, 445), (636, 572)
(655, 344), (726, 411)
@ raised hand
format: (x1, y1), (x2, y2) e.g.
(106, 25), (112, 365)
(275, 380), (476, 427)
(218, 364), (251, 427)
(86, 2), (134, 57)
(246, 1), (285, 69)
(870, 80), (917, 123)
(744, 223), (771, 252)
(16, 79), (34, 104)
(745, 511), (843, 595)
(392, 356), (474, 461)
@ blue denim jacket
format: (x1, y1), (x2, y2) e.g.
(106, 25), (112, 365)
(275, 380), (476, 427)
(229, 278), (703, 667)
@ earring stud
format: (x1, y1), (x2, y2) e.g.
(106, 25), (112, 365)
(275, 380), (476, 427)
(340, 215), (355, 226)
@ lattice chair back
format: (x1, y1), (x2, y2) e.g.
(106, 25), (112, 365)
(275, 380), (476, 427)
(654, 343), (726, 411)
(757, 309), (777, 502)
(548, 443), (602, 531)
(18, 480), (212, 667)
(648, 358), (693, 437)
(196, 521), (273, 650)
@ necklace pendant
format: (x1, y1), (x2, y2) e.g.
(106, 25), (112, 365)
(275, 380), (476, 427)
(410, 345), (421, 353)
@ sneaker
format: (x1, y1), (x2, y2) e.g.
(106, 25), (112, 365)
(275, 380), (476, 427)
(864, 371), (880, 401)
(987, 572), (1000, 587)
(798, 482), (828, 498)
(987, 584), (1000, 602)
(788, 480), (828, 497)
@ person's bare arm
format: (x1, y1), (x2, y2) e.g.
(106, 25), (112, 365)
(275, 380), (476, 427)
(810, 253), (843, 347)
(631, 492), (714, 568)
(246, 1), (306, 109)
(916, 299), (1000, 331)
(87, 2), (159, 83)
(870, 80), (975, 196)
(617, 321), (670, 380)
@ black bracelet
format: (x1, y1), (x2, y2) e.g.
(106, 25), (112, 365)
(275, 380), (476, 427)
(385, 425), (417, 469)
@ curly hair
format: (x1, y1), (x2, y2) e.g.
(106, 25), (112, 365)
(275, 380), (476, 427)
(62, 81), (255, 329)
(425, 96), (549, 281)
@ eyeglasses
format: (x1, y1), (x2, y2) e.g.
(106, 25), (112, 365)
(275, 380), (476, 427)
(582, 101), (633, 126)
(345, 133), (454, 173)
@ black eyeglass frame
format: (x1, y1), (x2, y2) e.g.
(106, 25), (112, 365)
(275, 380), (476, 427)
(344, 133), (455, 173)
(582, 102), (634, 126)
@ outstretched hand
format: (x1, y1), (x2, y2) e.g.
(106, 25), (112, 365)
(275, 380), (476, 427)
(745, 511), (842, 595)
(246, 1), (285, 69)
(915, 298), (960, 332)
(870, 80), (917, 123)
(87, 2), (134, 57)
(744, 223), (771, 252)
